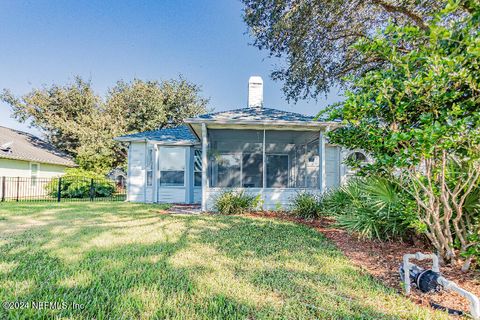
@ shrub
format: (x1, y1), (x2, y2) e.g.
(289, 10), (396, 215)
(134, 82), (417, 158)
(213, 190), (260, 215)
(290, 192), (322, 219)
(47, 168), (115, 198)
(320, 176), (419, 240)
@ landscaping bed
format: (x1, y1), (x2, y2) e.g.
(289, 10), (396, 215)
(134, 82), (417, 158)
(250, 211), (480, 317)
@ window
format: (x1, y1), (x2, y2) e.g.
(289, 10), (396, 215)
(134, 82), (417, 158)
(146, 147), (153, 187)
(30, 163), (39, 187)
(159, 147), (185, 186)
(347, 151), (367, 162)
(194, 149), (202, 187)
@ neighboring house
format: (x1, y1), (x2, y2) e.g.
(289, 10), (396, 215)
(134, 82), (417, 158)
(0, 126), (76, 199)
(116, 76), (365, 211)
(107, 168), (127, 188)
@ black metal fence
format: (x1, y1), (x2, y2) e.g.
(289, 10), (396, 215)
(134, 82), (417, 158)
(0, 176), (126, 202)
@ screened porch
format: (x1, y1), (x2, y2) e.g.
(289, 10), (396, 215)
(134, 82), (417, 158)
(202, 128), (339, 210)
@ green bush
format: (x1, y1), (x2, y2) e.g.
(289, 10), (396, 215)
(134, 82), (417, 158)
(290, 192), (322, 219)
(320, 176), (419, 240)
(213, 190), (260, 215)
(47, 168), (115, 198)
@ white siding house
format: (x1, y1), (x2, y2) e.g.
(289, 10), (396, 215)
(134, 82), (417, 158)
(116, 77), (360, 211)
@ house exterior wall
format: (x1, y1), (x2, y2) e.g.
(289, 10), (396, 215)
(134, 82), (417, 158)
(126, 142), (195, 204)
(0, 158), (67, 177)
(0, 158), (69, 199)
(124, 130), (347, 208)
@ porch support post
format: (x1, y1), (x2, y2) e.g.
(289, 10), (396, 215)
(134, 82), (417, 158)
(262, 129), (266, 189)
(153, 144), (158, 203)
(201, 123), (208, 212)
(319, 130), (326, 193)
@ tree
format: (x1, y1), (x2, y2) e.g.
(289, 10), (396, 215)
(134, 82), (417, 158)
(241, 0), (472, 101)
(2, 77), (100, 156)
(1, 77), (209, 173)
(324, 2), (480, 268)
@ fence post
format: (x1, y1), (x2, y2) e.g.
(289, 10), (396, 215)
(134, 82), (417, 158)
(57, 177), (62, 202)
(16, 177), (20, 202)
(1, 177), (5, 202)
(89, 178), (94, 201)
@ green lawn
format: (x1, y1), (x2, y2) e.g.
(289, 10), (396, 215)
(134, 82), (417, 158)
(0, 202), (446, 319)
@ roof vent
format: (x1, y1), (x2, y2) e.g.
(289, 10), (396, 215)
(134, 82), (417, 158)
(0, 141), (13, 153)
(248, 76), (263, 108)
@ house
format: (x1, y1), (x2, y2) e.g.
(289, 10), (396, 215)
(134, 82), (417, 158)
(0, 126), (76, 199)
(116, 76), (363, 211)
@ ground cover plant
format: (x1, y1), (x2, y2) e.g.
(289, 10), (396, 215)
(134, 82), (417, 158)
(290, 192), (322, 219)
(213, 190), (261, 214)
(319, 176), (419, 240)
(0, 202), (447, 319)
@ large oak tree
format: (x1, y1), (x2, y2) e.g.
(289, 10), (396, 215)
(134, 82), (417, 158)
(1, 77), (209, 173)
(242, 0), (471, 101)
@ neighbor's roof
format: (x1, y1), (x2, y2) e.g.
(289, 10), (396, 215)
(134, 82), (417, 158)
(184, 106), (339, 127)
(0, 126), (76, 167)
(115, 125), (199, 144)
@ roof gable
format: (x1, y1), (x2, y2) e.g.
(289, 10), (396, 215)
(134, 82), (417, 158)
(0, 126), (76, 167)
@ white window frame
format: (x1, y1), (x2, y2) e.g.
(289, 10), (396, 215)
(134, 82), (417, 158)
(146, 147), (154, 187)
(159, 147), (186, 187)
(30, 162), (40, 187)
(194, 149), (202, 187)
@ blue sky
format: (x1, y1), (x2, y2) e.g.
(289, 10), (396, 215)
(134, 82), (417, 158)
(0, 0), (343, 136)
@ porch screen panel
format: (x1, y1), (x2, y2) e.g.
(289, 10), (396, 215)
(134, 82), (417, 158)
(265, 131), (319, 188)
(208, 129), (263, 188)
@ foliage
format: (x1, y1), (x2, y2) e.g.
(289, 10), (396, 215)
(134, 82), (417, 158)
(324, 2), (480, 266)
(0, 202), (445, 319)
(46, 168), (115, 198)
(213, 190), (260, 215)
(321, 176), (418, 240)
(1, 76), (209, 173)
(290, 192), (322, 219)
(241, 0), (465, 101)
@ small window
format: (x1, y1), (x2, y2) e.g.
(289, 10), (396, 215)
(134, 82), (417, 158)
(30, 163), (39, 187)
(347, 152), (367, 162)
(194, 149), (202, 187)
(146, 147), (153, 187)
(159, 147), (185, 187)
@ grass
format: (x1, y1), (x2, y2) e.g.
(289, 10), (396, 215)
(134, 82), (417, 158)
(0, 202), (447, 319)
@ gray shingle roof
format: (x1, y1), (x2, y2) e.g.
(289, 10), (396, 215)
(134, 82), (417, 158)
(0, 126), (76, 167)
(115, 125), (199, 144)
(186, 106), (318, 123)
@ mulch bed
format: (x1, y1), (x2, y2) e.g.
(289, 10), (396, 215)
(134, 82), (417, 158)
(249, 212), (480, 318)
